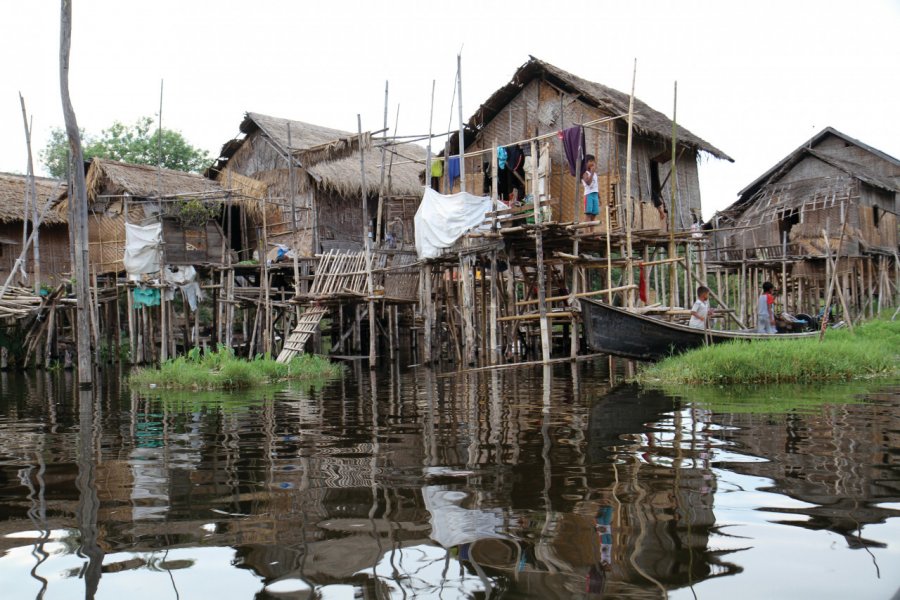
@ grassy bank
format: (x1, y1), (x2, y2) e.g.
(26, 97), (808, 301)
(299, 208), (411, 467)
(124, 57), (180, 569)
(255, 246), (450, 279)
(130, 347), (343, 390)
(636, 318), (900, 385)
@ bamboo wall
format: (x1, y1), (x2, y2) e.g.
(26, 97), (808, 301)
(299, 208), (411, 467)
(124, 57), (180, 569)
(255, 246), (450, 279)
(316, 189), (369, 252)
(814, 134), (900, 182)
(0, 223), (71, 285)
(450, 79), (703, 231)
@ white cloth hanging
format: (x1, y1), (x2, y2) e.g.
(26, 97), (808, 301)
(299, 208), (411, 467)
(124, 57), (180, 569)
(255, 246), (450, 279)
(414, 187), (507, 259)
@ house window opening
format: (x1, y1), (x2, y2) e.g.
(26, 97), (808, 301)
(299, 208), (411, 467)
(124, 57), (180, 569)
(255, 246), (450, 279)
(778, 208), (800, 237)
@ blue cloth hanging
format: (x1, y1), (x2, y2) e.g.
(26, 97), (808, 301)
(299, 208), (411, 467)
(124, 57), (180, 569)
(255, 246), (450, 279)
(448, 156), (461, 189)
(497, 147), (508, 170)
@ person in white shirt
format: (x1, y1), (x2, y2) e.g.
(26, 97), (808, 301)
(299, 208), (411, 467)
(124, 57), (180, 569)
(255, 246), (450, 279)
(581, 154), (599, 221)
(689, 285), (713, 329)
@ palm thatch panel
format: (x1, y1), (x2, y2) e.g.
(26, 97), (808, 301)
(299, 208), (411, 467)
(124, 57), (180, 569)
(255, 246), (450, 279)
(223, 112), (427, 197)
(0, 172), (67, 225)
(447, 56), (732, 162)
(85, 159), (222, 201)
(214, 167), (270, 222)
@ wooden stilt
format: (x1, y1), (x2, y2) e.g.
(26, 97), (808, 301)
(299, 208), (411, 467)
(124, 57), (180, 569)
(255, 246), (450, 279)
(623, 60), (637, 309)
(530, 141), (551, 363)
(423, 265), (433, 364)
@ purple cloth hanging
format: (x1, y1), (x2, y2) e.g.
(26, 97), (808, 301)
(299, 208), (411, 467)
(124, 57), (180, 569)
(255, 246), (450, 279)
(561, 126), (585, 176)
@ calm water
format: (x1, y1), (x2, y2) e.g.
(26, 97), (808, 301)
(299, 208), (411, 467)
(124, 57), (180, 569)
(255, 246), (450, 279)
(0, 363), (898, 599)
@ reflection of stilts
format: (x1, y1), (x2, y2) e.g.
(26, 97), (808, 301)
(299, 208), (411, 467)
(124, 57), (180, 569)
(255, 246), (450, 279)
(367, 370), (384, 570)
(628, 454), (668, 596)
(22, 443), (49, 597)
(76, 388), (103, 599)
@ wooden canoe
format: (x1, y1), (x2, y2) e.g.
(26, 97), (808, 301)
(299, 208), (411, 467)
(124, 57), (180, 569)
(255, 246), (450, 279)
(579, 298), (817, 361)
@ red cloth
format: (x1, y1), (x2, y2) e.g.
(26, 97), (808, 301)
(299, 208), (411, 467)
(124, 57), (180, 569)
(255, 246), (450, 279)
(638, 264), (648, 303)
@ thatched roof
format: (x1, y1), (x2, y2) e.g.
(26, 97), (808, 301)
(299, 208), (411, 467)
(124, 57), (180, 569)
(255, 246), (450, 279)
(213, 112), (427, 197)
(715, 127), (900, 224)
(447, 56), (733, 161)
(738, 127), (900, 199)
(85, 158), (223, 201)
(0, 172), (66, 225)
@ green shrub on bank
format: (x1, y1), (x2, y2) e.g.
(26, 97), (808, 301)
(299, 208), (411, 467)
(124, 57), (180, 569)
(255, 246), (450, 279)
(636, 318), (900, 385)
(129, 346), (343, 390)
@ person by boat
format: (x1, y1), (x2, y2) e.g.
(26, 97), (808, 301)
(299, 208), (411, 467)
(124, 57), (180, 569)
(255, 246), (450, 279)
(757, 281), (777, 333)
(689, 286), (713, 329)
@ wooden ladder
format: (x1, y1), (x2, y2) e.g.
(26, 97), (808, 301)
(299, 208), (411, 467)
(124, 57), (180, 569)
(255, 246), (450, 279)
(276, 306), (328, 363)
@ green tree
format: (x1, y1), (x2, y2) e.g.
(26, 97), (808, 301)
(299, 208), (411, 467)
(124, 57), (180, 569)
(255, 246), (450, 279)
(41, 116), (211, 178)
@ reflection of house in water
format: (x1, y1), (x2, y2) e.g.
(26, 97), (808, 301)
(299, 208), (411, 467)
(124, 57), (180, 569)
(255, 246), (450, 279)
(704, 387), (900, 549)
(24, 371), (897, 598)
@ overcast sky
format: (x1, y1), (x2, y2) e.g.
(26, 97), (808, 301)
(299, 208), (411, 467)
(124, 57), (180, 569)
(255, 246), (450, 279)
(1, 0), (897, 217)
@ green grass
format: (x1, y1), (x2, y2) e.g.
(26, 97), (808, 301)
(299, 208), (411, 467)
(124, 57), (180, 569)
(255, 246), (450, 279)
(635, 318), (900, 385)
(129, 346), (343, 390)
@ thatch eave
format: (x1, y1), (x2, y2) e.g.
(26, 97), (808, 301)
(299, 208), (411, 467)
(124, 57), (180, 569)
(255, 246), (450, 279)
(0, 172), (67, 225)
(212, 112), (427, 197)
(445, 56), (733, 163)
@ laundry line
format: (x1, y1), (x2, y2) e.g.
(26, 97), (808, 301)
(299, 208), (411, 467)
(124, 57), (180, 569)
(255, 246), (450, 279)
(385, 113), (628, 167)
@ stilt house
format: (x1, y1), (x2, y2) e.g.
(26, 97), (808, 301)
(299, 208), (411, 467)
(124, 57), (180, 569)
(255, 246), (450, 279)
(209, 112), (427, 256)
(710, 127), (899, 317)
(444, 56), (733, 232)
(57, 159), (231, 274)
(0, 173), (69, 286)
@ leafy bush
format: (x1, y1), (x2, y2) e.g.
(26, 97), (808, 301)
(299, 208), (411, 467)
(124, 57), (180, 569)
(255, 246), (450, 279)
(129, 346), (343, 390)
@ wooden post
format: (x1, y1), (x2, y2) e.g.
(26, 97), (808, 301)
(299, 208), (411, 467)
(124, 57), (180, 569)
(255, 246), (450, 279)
(375, 81), (389, 245)
(605, 204), (613, 303)
(460, 253), (476, 365)
(262, 193), (272, 355)
(456, 53), (466, 192)
(489, 141), (501, 364)
(358, 115), (378, 368)
(287, 123), (301, 294)
(668, 81), (679, 311)
(623, 59), (637, 309)
(126, 284), (136, 364)
(781, 231), (789, 312)
(19, 94), (41, 294)
(739, 246), (747, 324)
(532, 141), (551, 363)
(422, 265), (433, 364)
(90, 268), (101, 364)
(59, 0), (92, 385)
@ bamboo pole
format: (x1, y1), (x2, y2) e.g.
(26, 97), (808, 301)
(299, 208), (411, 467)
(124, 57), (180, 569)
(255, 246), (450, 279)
(781, 231), (788, 313)
(358, 115), (378, 368)
(623, 59), (637, 309)
(19, 94), (41, 293)
(262, 193), (272, 355)
(516, 284), (638, 306)
(126, 283), (136, 363)
(668, 81), (679, 311)
(739, 247), (747, 323)
(489, 141), (500, 364)
(532, 140), (551, 363)
(605, 203), (613, 303)
(59, 0), (92, 385)
(456, 53), (466, 192)
(498, 312), (575, 322)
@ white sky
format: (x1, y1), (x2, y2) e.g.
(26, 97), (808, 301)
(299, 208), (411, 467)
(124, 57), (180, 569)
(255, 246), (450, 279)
(1, 0), (898, 218)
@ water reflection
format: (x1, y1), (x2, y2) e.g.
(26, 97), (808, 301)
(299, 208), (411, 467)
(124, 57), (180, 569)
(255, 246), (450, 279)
(0, 366), (898, 599)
